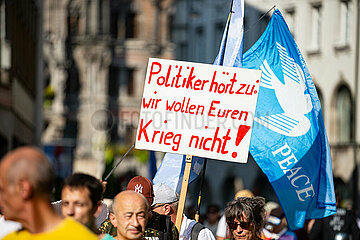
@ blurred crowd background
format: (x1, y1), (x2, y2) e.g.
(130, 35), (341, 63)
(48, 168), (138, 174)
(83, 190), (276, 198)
(0, 0), (360, 217)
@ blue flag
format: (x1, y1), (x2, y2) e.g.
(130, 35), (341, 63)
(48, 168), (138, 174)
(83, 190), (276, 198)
(242, 10), (336, 229)
(152, 153), (204, 194)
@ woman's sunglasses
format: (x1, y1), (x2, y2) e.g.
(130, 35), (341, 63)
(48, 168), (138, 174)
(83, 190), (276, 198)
(228, 221), (250, 230)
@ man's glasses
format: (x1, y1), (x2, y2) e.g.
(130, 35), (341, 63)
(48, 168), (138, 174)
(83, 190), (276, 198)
(228, 221), (250, 230)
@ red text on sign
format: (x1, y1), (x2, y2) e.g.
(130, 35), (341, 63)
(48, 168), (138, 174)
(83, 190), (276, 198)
(148, 61), (209, 91)
(166, 97), (205, 115)
(209, 71), (257, 95)
(142, 97), (162, 109)
(189, 127), (231, 154)
(137, 118), (182, 151)
(208, 100), (248, 121)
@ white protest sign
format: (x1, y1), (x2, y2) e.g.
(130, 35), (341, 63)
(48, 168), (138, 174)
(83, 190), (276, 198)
(135, 58), (262, 163)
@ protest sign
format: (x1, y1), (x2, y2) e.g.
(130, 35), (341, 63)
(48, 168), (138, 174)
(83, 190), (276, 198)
(135, 58), (261, 163)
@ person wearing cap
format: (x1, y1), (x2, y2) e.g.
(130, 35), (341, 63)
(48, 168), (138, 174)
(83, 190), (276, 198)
(61, 173), (114, 239)
(263, 202), (279, 222)
(263, 207), (297, 240)
(152, 183), (215, 240)
(99, 176), (179, 240)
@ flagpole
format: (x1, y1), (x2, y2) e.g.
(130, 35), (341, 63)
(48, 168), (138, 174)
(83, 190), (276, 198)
(243, 5), (276, 35)
(103, 144), (135, 181)
(219, 0), (234, 66)
(193, 0), (235, 223)
(194, 158), (207, 222)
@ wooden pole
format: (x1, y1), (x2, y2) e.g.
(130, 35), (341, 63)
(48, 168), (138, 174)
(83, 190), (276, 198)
(175, 155), (193, 230)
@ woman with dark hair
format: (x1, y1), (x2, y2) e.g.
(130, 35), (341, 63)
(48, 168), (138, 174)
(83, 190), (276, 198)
(225, 197), (266, 240)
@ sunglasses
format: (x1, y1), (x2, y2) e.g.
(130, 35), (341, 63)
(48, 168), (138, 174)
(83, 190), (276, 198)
(151, 203), (166, 210)
(228, 221), (250, 230)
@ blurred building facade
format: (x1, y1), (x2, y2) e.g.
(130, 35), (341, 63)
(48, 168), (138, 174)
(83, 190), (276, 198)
(171, 0), (360, 209)
(1, 0), (358, 212)
(0, 0), (43, 158)
(42, 0), (174, 179)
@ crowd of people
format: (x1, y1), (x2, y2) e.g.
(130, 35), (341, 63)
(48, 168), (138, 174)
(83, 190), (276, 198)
(0, 146), (360, 240)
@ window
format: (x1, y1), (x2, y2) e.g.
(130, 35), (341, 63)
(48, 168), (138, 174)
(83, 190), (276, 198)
(125, 11), (137, 38)
(98, 0), (103, 34)
(214, 22), (225, 59)
(109, 66), (120, 98)
(2, 0), (9, 40)
(337, 0), (352, 47)
(0, 0), (10, 85)
(178, 42), (188, 61)
(68, 9), (79, 37)
(110, 8), (120, 39)
(126, 68), (135, 96)
(336, 86), (353, 143)
(195, 27), (205, 62)
(85, 0), (90, 35)
(310, 3), (322, 52)
(168, 13), (174, 42)
(67, 1), (80, 36)
(316, 86), (325, 119)
(285, 8), (296, 36)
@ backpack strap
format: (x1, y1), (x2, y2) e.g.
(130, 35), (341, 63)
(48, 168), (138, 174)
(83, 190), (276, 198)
(191, 222), (205, 240)
(163, 215), (171, 240)
(159, 214), (171, 240)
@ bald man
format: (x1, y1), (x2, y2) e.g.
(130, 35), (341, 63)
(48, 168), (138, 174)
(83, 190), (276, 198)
(110, 191), (149, 240)
(0, 146), (98, 240)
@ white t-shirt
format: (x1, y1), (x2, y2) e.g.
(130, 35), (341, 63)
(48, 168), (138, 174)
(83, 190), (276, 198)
(216, 215), (227, 238)
(203, 220), (218, 236)
(0, 216), (22, 239)
(180, 215), (215, 240)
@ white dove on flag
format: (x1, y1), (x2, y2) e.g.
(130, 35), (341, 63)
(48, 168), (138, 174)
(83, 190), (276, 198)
(255, 42), (313, 137)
